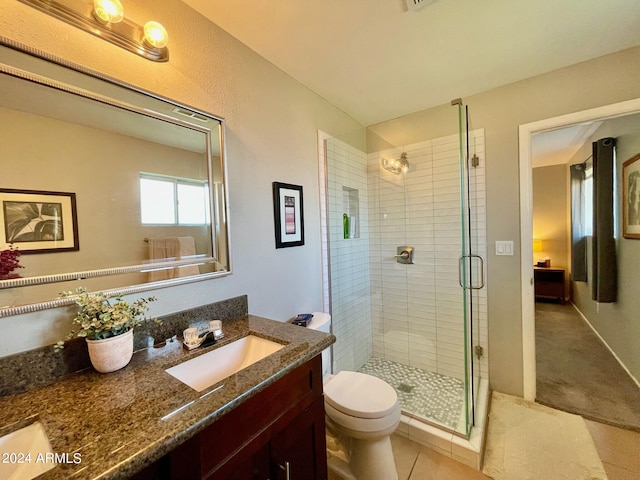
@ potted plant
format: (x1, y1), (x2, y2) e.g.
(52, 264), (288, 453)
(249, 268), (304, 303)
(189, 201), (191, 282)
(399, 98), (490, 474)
(0, 244), (24, 280)
(55, 287), (157, 373)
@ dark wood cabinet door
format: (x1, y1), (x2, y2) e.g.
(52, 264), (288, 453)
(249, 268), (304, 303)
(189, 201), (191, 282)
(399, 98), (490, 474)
(224, 445), (270, 480)
(269, 396), (328, 480)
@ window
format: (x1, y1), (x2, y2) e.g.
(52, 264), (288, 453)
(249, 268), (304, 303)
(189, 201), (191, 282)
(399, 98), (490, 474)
(140, 174), (210, 225)
(583, 160), (593, 236)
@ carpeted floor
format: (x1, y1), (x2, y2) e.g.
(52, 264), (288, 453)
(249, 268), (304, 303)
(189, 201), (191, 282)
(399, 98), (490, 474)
(483, 392), (607, 480)
(535, 301), (640, 431)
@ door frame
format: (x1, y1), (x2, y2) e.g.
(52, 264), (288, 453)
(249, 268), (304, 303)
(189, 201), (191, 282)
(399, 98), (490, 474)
(519, 97), (640, 401)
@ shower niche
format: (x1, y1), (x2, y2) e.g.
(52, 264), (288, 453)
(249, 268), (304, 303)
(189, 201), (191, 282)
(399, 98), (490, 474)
(342, 186), (360, 239)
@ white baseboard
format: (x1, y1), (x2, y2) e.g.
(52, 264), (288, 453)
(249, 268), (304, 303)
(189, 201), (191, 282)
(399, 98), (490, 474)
(571, 302), (640, 390)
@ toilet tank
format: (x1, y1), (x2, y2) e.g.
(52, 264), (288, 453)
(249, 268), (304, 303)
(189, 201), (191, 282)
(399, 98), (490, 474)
(309, 312), (331, 377)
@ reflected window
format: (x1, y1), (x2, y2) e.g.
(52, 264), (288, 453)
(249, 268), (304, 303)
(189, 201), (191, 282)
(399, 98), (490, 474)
(140, 174), (209, 225)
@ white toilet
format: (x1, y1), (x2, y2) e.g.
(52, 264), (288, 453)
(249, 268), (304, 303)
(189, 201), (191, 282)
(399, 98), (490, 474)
(309, 312), (401, 480)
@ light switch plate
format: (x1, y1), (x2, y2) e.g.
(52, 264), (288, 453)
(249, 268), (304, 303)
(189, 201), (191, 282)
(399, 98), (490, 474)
(495, 240), (514, 256)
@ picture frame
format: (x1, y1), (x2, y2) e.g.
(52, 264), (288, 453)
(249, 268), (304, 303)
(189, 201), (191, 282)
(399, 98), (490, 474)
(272, 182), (304, 248)
(623, 154), (640, 239)
(0, 188), (79, 253)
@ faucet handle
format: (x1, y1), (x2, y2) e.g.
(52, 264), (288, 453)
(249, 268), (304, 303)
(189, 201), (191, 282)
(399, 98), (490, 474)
(209, 320), (224, 340)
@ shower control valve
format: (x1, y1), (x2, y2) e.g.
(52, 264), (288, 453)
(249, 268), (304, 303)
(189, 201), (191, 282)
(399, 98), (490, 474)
(395, 246), (414, 264)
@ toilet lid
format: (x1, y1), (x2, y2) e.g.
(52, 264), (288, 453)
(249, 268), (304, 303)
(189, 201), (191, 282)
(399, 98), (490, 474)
(324, 371), (398, 419)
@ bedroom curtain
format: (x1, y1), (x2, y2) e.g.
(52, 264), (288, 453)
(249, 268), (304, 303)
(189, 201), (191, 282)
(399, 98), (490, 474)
(570, 163), (588, 282)
(591, 137), (617, 303)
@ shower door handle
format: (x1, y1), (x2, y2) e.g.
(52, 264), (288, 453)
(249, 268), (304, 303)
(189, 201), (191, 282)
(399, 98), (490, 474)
(458, 254), (485, 290)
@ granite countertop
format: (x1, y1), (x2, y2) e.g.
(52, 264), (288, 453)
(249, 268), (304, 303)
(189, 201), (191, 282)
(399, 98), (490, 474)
(0, 315), (335, 480)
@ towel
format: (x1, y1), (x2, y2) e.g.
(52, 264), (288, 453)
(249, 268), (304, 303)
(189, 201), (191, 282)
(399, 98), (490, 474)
(147, 237), (179, 282)
(176, 236), (200, 277)
(147, 236), (200, 281)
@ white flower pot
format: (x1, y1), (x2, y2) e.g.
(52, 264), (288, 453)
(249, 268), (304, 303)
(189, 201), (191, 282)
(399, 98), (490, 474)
(86, 329), (134, 373)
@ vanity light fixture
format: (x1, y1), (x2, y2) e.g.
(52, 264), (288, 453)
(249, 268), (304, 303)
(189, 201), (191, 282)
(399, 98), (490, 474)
(382, 152), (410, 174)
(92, 0), (124, 24)
(19, 0), (169, 62)
(143, 21), (169, 49)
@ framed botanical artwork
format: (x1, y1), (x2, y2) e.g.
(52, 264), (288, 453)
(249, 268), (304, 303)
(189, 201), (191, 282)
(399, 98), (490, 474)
(272, 182), (304, 248)
(623, 153), (640, 239)
(0, 188), (79, 253)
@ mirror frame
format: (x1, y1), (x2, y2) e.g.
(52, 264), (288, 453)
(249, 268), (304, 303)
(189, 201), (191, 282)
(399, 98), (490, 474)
(0, 37), (232, 317)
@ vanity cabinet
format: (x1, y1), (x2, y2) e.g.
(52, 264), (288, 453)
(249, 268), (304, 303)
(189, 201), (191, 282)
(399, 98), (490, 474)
(221, 396), (326, 480)
(132, 355), (327, 480)
(269, 395), (326, 479)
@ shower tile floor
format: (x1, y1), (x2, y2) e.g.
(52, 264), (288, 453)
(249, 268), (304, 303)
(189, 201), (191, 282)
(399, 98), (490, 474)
(358, 357), (465, 431)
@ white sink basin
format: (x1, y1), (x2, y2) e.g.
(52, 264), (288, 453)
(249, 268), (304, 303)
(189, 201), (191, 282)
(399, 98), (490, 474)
(0, 421), (55, 480)
(166, 335), (285, 392)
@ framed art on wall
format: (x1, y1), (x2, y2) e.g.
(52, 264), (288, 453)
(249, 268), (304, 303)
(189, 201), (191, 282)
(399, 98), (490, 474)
(272, 182), (304, 248)
(0, 188), (79, 253)
(623, 153), (640, 239)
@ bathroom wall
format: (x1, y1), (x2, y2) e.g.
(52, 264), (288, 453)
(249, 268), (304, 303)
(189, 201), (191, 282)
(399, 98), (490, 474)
(367, 45), (640, 395)
(0, 0), (362, 356)
(532, 165), (569, 273)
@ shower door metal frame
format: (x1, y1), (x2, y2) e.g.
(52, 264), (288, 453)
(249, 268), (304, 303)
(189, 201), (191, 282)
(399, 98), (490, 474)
(457, 102), (484, 436)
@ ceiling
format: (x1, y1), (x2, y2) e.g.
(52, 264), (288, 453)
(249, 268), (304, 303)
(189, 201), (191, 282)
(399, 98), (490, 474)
(531, 122), (602, 168)
(182, 0), (640, 126)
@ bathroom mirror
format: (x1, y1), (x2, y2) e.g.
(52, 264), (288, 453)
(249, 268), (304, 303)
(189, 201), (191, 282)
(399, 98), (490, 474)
(0, 39), (231, 317)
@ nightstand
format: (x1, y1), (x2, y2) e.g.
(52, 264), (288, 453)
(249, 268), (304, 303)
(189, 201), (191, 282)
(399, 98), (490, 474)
(534, 267), (565, 303)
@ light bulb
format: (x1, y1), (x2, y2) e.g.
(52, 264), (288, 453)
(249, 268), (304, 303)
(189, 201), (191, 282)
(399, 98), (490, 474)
(143, 21), (169, 49)
(93, 0), (124, 24)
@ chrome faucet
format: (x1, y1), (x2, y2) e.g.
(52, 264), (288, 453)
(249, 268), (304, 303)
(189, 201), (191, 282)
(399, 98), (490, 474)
(182, 320), (224, 350)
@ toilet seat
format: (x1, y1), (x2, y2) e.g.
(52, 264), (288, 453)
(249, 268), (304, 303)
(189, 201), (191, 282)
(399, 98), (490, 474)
(324, 371), (399, 419)
(325, 401), (401, 435)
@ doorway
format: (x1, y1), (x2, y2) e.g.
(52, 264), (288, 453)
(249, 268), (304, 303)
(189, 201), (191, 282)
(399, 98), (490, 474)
(519, 97), (640, 402)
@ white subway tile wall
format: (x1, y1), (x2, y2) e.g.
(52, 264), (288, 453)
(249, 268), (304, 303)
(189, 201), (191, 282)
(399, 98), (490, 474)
(326, 137), (373, 372)
(324, 128), (487, 392)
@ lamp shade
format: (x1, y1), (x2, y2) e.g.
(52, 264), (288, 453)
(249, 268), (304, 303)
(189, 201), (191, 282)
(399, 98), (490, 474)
(533, 239), (543, 252)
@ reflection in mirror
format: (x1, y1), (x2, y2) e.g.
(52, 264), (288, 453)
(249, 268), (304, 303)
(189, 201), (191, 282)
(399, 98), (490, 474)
(0, 40), (230, 316)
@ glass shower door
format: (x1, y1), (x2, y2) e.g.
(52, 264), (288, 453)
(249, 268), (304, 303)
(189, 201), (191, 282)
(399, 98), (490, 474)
(321, 111), (487, 438)
(456, 101), (486, 436)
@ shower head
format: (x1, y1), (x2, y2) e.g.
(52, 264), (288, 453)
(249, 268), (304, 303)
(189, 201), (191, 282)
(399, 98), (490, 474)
(382, 152), (409, 174)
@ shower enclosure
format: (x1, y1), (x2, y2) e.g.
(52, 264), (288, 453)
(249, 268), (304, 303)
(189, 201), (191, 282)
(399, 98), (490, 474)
(320, 102), (487, 437)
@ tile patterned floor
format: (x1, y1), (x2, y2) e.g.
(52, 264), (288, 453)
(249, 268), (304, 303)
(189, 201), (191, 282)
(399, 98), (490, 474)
(328, 416), (640, 479)
(383, 426), (638, 480)
(328, 435), (489, 480)
(584, 419), (640, 480)
(359, 357), (465, 430)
